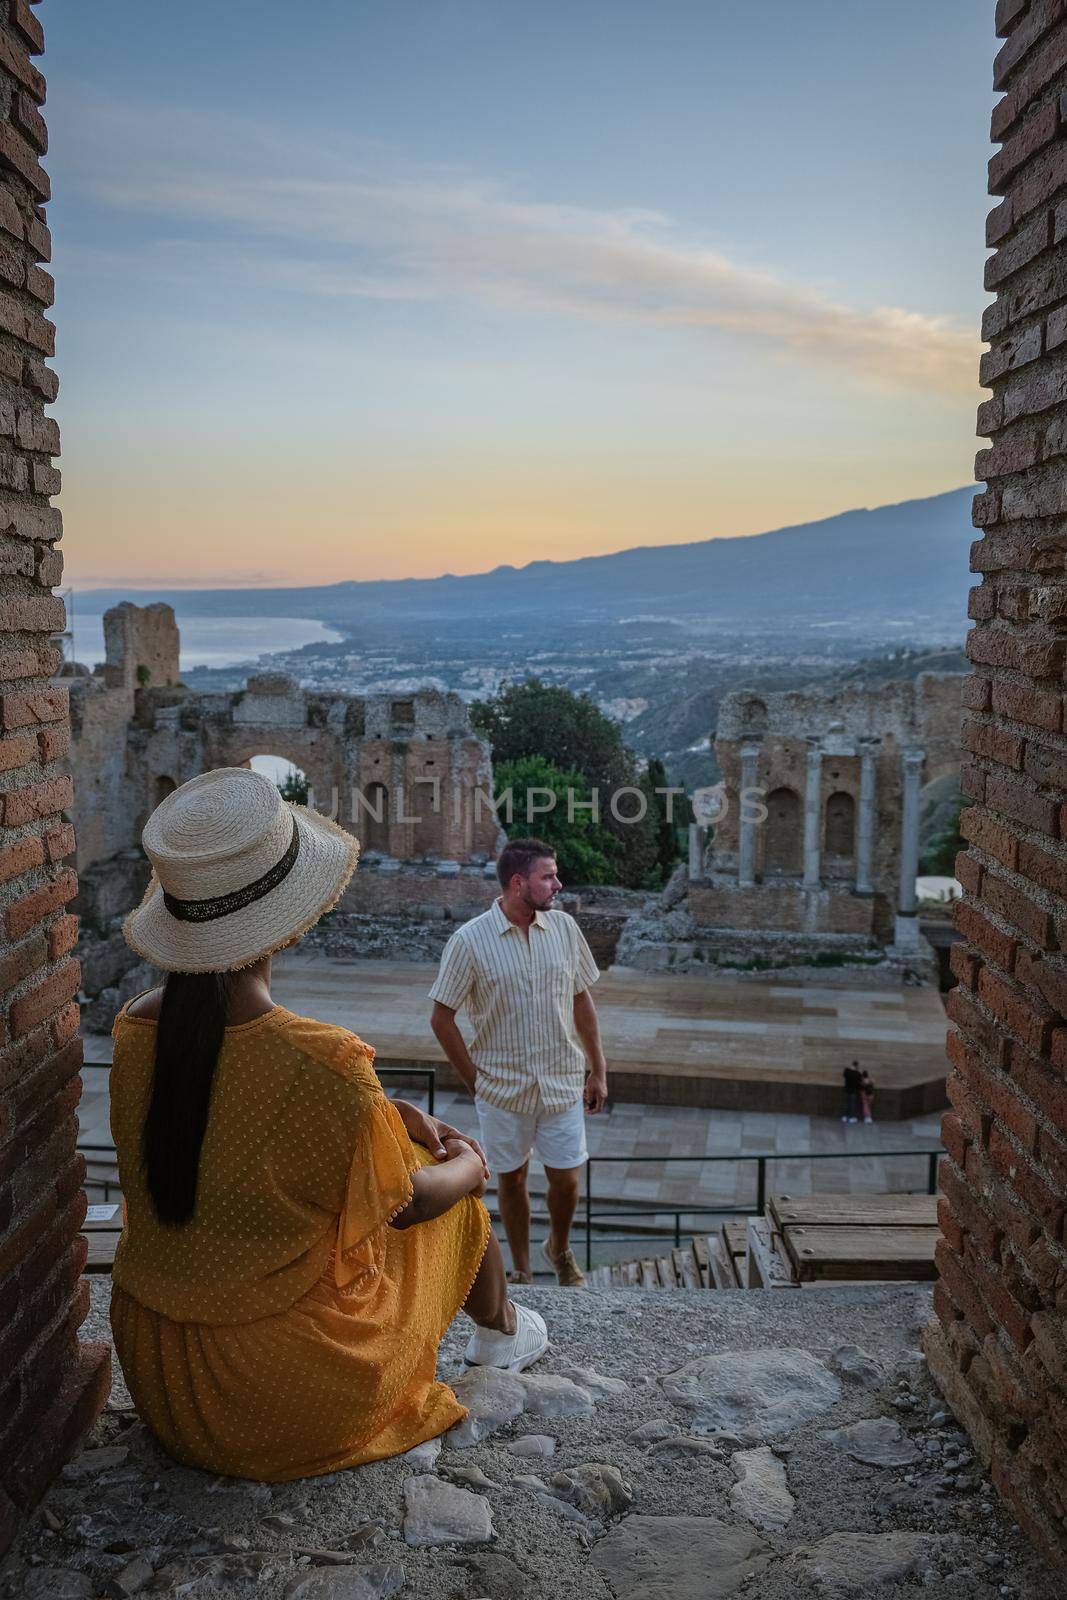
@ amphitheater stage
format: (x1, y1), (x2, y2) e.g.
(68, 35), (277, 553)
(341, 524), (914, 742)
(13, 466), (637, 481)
(271, 952), (949, 1119)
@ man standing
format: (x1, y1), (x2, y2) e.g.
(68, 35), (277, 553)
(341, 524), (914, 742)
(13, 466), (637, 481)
(429, 838), (608, 1288)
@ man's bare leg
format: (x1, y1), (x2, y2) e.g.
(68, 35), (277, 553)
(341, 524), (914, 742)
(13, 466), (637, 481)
(544, 1163), (581, 1258)
(497, 1162), (532, 1278)
(462, 1228), (516, 1334)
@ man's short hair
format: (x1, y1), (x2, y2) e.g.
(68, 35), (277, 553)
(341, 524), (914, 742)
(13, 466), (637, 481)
(496, 837), (556, 889)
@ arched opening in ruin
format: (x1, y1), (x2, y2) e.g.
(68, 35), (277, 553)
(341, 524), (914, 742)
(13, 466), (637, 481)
(246, 753), (309, 804)
(762, 786), (802, 876)
(823, 789), (856, 867)
(358, 780), (391, 855)
(135, 772), (177, 837)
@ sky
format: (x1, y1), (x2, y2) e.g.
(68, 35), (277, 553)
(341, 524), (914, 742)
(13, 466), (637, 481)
(42, 0), (996, 590)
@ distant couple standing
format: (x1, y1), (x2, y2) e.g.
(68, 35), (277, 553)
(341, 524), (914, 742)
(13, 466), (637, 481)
(429, 837), (609, 1287)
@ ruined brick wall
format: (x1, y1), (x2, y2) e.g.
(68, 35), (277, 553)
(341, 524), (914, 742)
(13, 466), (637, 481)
(923, 0), (1067, 1566)
(0, 2), (111, 1555)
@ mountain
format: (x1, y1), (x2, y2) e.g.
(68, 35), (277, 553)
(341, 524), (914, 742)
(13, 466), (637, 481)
(73, 486), (974, 643)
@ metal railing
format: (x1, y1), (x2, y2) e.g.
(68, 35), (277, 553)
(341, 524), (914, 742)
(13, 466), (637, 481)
(580, 1148), (945, 1270)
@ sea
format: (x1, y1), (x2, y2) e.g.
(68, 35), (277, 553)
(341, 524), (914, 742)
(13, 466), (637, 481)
(65, 614), (343, 672)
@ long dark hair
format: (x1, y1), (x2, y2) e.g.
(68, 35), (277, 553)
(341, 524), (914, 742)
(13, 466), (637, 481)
(141, 970), (233, 1226)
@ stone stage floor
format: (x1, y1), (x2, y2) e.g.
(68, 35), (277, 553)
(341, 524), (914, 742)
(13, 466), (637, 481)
(81, 955), (946, 1271)
(270, 951), (950, 1119)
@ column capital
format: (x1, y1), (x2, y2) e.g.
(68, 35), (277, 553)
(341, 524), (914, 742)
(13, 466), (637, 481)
(739, 741), (762, 762)
(901, 748), (925, 772)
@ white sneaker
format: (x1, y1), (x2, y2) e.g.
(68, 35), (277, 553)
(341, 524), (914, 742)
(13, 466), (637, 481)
(464, 1303), (549, 1373)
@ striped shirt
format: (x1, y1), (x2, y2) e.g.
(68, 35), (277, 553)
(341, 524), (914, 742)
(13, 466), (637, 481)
(428, 897), (600, 1114)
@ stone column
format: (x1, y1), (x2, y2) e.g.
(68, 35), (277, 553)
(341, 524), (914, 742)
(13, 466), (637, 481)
(688, 822), (706, 882)
(738, 742), (760, 888)
(894, 748), (924, 947)
(855, 740), (877, 893)
(802, 743), (823, 888)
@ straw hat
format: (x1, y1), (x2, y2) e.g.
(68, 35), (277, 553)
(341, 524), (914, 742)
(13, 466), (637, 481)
(123, 767), (360, 973)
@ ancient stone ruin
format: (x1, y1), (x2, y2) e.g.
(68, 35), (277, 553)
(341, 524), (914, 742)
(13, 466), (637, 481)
(620, 673), (964, 981)
(65, 602), (504, 1001)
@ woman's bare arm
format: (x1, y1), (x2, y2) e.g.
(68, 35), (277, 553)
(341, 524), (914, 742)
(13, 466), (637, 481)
(389, 1144), (485, 1230)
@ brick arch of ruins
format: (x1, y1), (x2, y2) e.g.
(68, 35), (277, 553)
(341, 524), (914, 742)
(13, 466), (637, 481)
(1, 0), (1067, 1570)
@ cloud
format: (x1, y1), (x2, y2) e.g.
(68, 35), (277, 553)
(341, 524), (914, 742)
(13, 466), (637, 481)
(52, 92), (978, 396)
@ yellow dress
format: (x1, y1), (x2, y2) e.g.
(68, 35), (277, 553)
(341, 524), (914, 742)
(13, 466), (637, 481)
(108, 1002), (491, 1481)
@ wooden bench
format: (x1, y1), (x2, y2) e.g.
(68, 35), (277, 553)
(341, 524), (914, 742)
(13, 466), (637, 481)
(81, 1202), (122, 1275)
(767, 1192), (939, 1284)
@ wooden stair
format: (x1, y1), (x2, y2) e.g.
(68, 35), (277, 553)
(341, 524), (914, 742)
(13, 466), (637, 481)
(585, 1193), (940, 1291)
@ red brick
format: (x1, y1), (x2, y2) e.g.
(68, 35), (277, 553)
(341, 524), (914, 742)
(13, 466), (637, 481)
(24, 212), (50, 264)
(16, 409), (59, 455)
(961, 715), (1026, 769)
(0, 1186), (56, 1279)
(960, 806), (1021, 869)
(941, 1159), (1004, 1258)
(9, 0), (44, 54)
(982, 871), (1056, 946)
(1016, 946), (1067, 1014)
(940, 1111), (971, 1169)
(1011, 1040), (1067, 1127)
(990, 677), (1063, 731)
(960, 763), (986, 803)
(949, 942), (983, 991)
(0, 594), (64, 634)
(948, 1068), (994, 1147)
(4, 1343), (111, 1511)
(947, 985), (1012, 1067)
(994, 0), (1030, 36)
(989, 100), (1062, 194)
(985, 210), (1055, 291)
(969, 585), (997, 621)
(976, 434), (1042, 477)
(0, 732), (36, 773)
(22, 355), (57, 401)
(977, 396), (1005, 436)
(0, 831), (43, 886)
(972, 491), (1003, 527)
(0, 686), (66, 732)
(0, 648), (42, 681)
(962, 675), (993, 712)
(8, 958), (80, 1038)
(12, 90), (46, 156)
(966, 1236), (1034, 1350)
(0, 120), (48, 202)
(967, 625), (1023, 671)
(954, 899), (1017, 971)
(5, 867), (76, 939)
(938, 1196), (965, 1253)
(0, 936), (46, 1003)
(47, 916), (78, 962)
(989, 1124), (1065, 1238)
(0, 772), (73, 827)
(36, 723), (68, 764)
(978, 965), (1055, 1053)
(985, 772), (1059, 834)
(936, 1236), (996, 1339)
(42, 820), (74, 862)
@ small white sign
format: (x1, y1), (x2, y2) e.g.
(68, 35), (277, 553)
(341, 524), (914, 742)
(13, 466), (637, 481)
(84, 1204), (119, 1223)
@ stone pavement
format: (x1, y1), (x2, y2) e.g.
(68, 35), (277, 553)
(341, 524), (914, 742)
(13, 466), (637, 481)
(2, 1281), (1057, 1599)
(79, 1054), (943, 1274)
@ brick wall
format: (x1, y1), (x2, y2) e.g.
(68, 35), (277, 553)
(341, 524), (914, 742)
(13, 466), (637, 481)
(0, 1), (110, 1558)
(923, 0), (1067, 1567)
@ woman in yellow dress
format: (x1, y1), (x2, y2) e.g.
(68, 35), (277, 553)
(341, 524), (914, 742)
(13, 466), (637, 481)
(109, 767), (548, 1482)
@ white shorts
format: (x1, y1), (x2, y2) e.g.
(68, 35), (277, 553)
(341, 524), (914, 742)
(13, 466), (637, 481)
(475, 1095), (588, 1175)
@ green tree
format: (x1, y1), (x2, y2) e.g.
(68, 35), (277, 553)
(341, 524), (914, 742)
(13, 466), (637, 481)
(472, 678), (674, 888)
(920, 805), (964, 877)
(277, 767), (309, 805)
(644, 756), (688, 881)
(492, 755), (614, 885)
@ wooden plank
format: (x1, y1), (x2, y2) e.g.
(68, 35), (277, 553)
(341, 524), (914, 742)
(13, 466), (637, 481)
(623, 1260), (641, 1287)
(769, 1193), (938, 1230)
(674, 1245), (702, 1291)
(781, 1224), (939, 1282)
(639, 1259), (661, 1290)
(83, 1231), (120, 1274)
(691, 1235), (710, 1286)
(656, 1255), (677, 1288)
(745, 1216), (797, 1289)
(708, 1232), (738, 1289)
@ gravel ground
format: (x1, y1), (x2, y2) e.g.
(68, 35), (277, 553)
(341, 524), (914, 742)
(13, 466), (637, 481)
(0, 1281), (1059, 1600)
